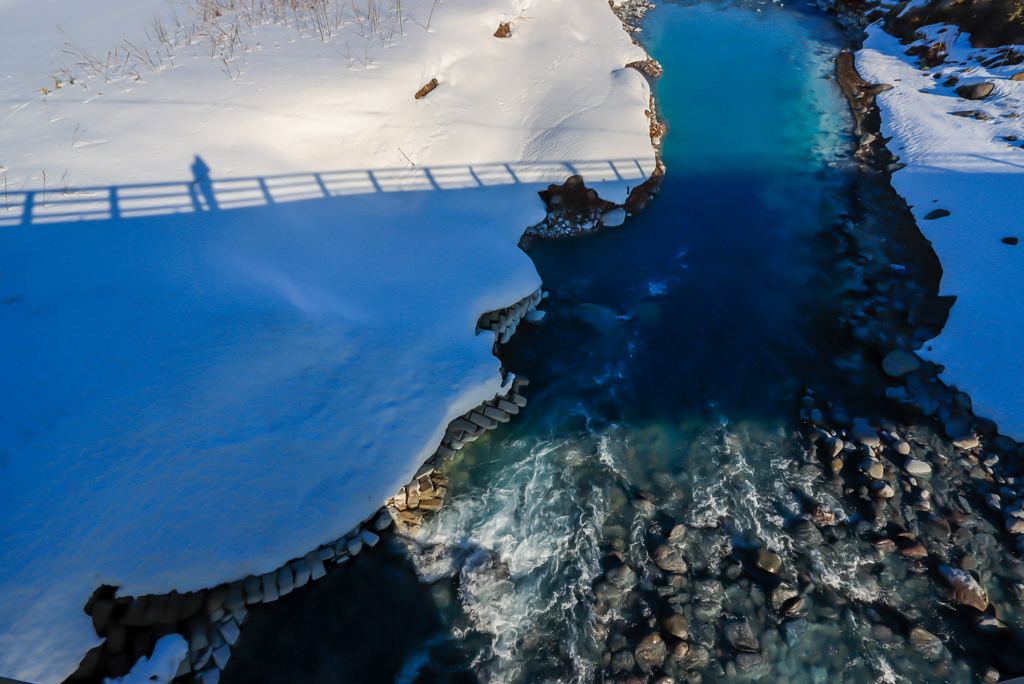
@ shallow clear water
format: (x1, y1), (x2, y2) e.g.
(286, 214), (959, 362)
(222, 4), (1021, 684)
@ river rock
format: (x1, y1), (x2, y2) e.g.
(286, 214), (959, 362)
(849, 425), (880, 447)
(662, 614), (689, 639)
(883, 349), (921, 377)
(734, 653), (767, 675)
(864, 460), (885, 479)
(694, 579), (724, 603)
(824, 436), (844, 458)
(784, 618), (808, 646)
(652, 545), (689, 574)
(808, 503), (836, 526)
(724, 618), (759, 652)
(756, 549), (782, 574)
(790, 519), (824, 545)
(909, 627), (943, 660)
(939, 566), (989, 611)
(956, 82), (994, 100)
(611, 649), (636, 672)
(634, 632), (668, 673)
(601, 207), (627, 227)
(894, 440), (911, 455)
(692, 601), (722, 621)
(953, 435), (980, 449)
(1006, 517), (1024, 534)
(607, 565), (638, 589)
(771, 583), (799, 611)
(905, 459), (932, 476)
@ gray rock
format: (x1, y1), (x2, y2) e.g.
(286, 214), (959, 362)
(939, 565), (989, 611)
(849, 425), (880, 446)
(905, 458), (932, 476)
(790, 519), (824, 545)
(634, 632), (668, 673)
(883, 349), (921, 377)
(865, 460), (885, 479)
(652, 545), (689, 574)
(607, 565), (638, 589)
(986, 493), (1003, 511)
(693, 579), (724, 603)
(734, 653), (767, 674)
(611, 649), (636, 672)
(953, 435), (980, 449)
(724, 618), (759, 651)
(662, 614), (689, 639)
(895, 440), (911, 455)
(784, 618), (808, 646)
(692, 601), (723, 621)
(1006, 517), (1024, 534)
(823, 436), (844, 458)
(956, 82), (994, 100)
(909, 627), (943, 660)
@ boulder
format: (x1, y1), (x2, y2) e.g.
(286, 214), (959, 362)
(882, 350), (920, 377)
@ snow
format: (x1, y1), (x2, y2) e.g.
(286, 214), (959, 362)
(103, 635), (187, 684)
(857, 24), (1024, 438)
(0, 0), (656, 681)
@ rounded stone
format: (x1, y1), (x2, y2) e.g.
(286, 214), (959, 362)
(661, 614), (689, 639)
(634, 632), (668, 673)
(756, 549), (782, 574)
(849, 425), (880, 446)
(909, 627), (943, 660)
(882, 349), (921, 377)
(611, 649), (636, 673)
(651, 545), (688, 574)
(905, 458), (932, 476)
(895, 440), (911, 455)
(724, 618), (759, 652)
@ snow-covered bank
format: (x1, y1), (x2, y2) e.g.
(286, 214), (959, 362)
(856, 24), (1024, 439)
(0, 0), (657, 680)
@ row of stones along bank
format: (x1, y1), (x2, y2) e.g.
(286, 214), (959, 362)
(69, 288), (545, 684)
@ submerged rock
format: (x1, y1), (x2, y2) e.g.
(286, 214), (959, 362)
(724, 618), (759, 652)
(611, 649), (637, 673)
(652, 545), (688, 574)
(756, 549), (782, 574)
(939, 565), (988, 611)
(661, 614), (689, 639)
(634, 632), (668, 673)
(734, 653), (767, 675)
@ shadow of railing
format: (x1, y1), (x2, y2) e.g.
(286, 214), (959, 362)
(0, 158), (656, 227)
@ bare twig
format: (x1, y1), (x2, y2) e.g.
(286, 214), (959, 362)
(42, 170), (47, 207)
(72, 124), (80, 146)
(397, 147), (415, 166)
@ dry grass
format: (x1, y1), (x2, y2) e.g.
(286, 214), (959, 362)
(55, 0), (418, 86)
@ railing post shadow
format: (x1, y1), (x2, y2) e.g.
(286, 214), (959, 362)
(109, 187), (121, 220)
(20, 191), (33, 226)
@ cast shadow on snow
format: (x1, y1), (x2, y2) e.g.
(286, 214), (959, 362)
(0, 155), (654, 227)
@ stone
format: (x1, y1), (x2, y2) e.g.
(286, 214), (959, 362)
(1013, 72), (1024, 82)
(895, 440), (911, 455)
(954, 435), (980, 449)
(987, 493), (1003, 511)
(734, 653), (767, 674)
(873, 482), (895, 498)
(956, 82), (994, 100)
(199, 667), (221, 684)
(610, 649), (637, 673)
(309, 557), (327, 581)
(601, 207), (627, 227)
(692, 601), (722, 621)
(849, 425), (880, 446)
(1006, 517), (1024, 534)
(808, 503), (836, 526)
(220, 619), (240, 646)
(724, 618), (759, 651)
(693, 579), (724, 603)
(909, 627), (943, 660)
(771, 583), (799, 611)
(634, 632), (668, 673)
(651, 545), (688, 574)
(905, 459), (932, 476)
(662, 614), (689, 639)
(939, 565), (988, 611)
(607, 565), (638, 589)
(790, 519), (824, 545)
(823, 436), (844, 458)
(756, 549), (782, 574)
(945, 416), (972, 439)
(882, 349), (920, 377)
(347, 538), (364, 556)
(358, 529), (380, 547)
(864, 460), (885, 480)
(784, 618), (808, 646)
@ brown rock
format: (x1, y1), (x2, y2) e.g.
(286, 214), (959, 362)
(651, 545), (688, 574)
(661, 613), (689, 639)
(956, 82), (994, 100)
(415, 78), (439, 100)
(634, 632), (668, 673)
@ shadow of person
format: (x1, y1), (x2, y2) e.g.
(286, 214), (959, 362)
(190, 155), (218, 211)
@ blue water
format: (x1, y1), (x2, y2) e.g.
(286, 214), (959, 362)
(222, 4), (999, 684)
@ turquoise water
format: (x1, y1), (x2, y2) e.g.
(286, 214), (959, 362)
(222, 4), (1011, 684)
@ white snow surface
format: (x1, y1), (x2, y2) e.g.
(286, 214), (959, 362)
(0, 0), (656, 681)
(102, 635), (187, 684)
(857, 24), (1024, 439)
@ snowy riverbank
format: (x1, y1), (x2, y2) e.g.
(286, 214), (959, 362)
(0, 0), (657, 681)
(856, 24), (1024, 439)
